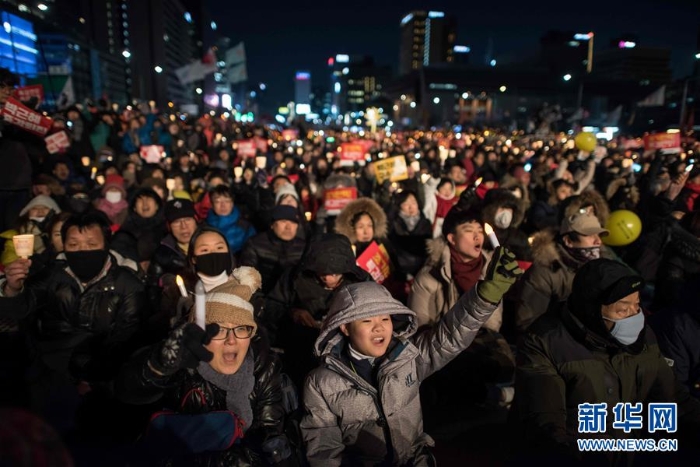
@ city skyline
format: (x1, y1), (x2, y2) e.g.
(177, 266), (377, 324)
(209, 0), (700, 110)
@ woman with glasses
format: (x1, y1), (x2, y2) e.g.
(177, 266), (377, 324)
(117, 266), (296, 466)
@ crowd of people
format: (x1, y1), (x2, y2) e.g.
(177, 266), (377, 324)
(2, 65), (700, 466)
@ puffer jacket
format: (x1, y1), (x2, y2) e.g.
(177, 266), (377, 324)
(148, 234), (189, 284)
(116, 333), (289, 467)
(512, 229), (616, 333)
(409, 237), (502, 331)
(206, 206), (256, 255)
(240, 230), (307, 295)
(301, 282), (497, 466)
(0, 253), (146, 382)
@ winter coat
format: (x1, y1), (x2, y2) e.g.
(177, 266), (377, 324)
(240, 230), (307, 295)
(148, 234), (189, 284)
(301, 282), (498, 467)
(387, 212), (432, 277)
(206, 206), (256, 255)
(528, 199), (559, 232)
(653, 228), (700, 308)
(116, 333), (290, 467)
(515, 305), (700, 460)
(409, 237), (502, 332)
(512, 229), (615, 333)
(0, 253), (146, 382)
(481, 188), (532, 261)
(334, 197), (388, 244)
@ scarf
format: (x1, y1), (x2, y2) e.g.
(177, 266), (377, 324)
(399, 211), (420, 232)
(197, 349), (255, 432)
(435, 194), (456, 223)
(449, 245), (485, 294)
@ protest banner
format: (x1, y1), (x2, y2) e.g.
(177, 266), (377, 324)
(374, 156), (408, 184)
(282, 129), (298, 141)
(254, 136), (268, 153)
(338, 143), (366, 166)
(323, 187), (358, 215)
(237, 139), (257, 158)
(356, 241), (391, 284)
(14, 84), (44, 105)
(139, 145), (165, 164)
(644, 133), (681, 154)
(1, 97), (52, 136)
(45, 131), (70, 154)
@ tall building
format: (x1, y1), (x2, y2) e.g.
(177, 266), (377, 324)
(539, 30), (590, 75)
(329, 54), (391, 115)
(398, 11), (456, 76)
(592, 45), (672, 84)
(294, 70), (311, 113)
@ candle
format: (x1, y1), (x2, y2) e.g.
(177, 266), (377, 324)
(484, 223), (500, 248)
(234, 166), (243, 179)
(91, 167), (97, 180)
(194, 280), (206, 329)
(81, 156), (90, 167)
(175, 275), (188, 298)
(166, 178), (175, 191)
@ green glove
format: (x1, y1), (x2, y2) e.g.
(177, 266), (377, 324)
(477, 247), (523, 304)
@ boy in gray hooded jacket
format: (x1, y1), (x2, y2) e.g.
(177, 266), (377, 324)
(300, 246), (522, 466)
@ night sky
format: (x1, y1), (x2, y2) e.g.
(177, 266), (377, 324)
(208, 0), (700, 113)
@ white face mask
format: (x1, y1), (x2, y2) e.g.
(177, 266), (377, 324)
(494, 209), (513, 229)
(30, 217), (46, 223)
(105, 191), (122, 204)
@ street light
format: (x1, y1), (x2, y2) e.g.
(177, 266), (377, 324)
(695, 53), (700, 60)
(563, 74), (572, 82)
(462, 92), (469, 99)
(154, 66), (163, 73)
(195, 87), (202, 95)
(433, 97), (440, 104)
(499, 85), (507, 92)
(122, 50), (131, 59)
(37, 3), (48, 11)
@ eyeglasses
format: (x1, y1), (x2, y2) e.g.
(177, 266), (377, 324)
(211, 325), (254, 340)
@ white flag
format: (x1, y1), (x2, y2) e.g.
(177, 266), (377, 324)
(175, 49), (218, 85)
(225, 42), (246, 66)
(638, 86), (665, 107)
(56, 77), (75, 109)
(228, 63), (248, 84)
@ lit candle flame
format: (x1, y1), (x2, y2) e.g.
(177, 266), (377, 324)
(484, 223), (500, 248)
(484, 223), (494, 236)
(175, 275), (188, 298)
(474, 177), (483, 187)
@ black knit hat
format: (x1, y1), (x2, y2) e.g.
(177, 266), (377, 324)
(164, 199), (196, 223)
(303, 233), (357, 276)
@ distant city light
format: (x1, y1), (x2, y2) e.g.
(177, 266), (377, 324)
(222, 94), (232, 109)
(295, 103), (311, 115)
(122, 49), (131, 59)
(334, 82), (341, 93)
(3, 22), (10, 34)
(259, 83), (266, 90)
(574, 32), (593, 40)
(618, 41), (636, 49)
(211, 21), (217, 30)
(695, 53), (700, 59)
(295, 72), (310, 80)
(433, 97), (440, 104)
(335, 54), (349, 63)
(195, 87), (202, 94)
(490, 59), (497, 67)
(499, 85), (507, 92)
(563, 74), (572, 81)
(410, 102), (416, 108)
(400, 13), (414, 26)
(462, 92), (469, 99)
(453, 45), (471, 53)
(428, 11), (445, 18)
(37, 3), (48, 11)
(184, 12), (192, 23)
(154, 66), (163, 73)
(342, 67), (349, 75)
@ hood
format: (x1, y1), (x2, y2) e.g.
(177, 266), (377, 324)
(302, 233), (365, 277)
(530, 229), (562, 268)
(323, 173), (357, 190)
(314, 282), (417, 357)
(128, 187), (164, 212)
(20, 195), (61, 217)
(425, 236), (450, 268)
(481, 188), (525, 228)
(561, 189), (610, 228)
(567, 258), (643, 342)
(335, 197), (388, 243)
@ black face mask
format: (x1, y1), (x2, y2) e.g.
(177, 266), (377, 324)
(194, 252), (232, 277)
(65, 249), (108, 283)
(69, 198), (91, 214)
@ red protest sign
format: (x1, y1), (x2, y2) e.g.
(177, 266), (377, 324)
(14, 84), (44, 105)
(254, 136), (268, 153)
(45, 131), (70, 154)
(338, 143), (366, 166)
(644, 133), (681, 153)
(356, 241), (391, 284)
(237, 139), (257, 158)
(139, 145), (165, 163)
(1, 97), (52, 136)
(282, 129), (298, 141)
(323, 186), (358, 215)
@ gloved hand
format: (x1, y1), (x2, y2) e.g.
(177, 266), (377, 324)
(477, 247), (523, 304)
(262, 435), (293, 465)
(149, 322), (219, 376)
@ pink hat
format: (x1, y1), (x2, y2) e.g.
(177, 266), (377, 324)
(102, 174), (126, 196)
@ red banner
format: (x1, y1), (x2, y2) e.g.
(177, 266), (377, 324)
(45, 131), (70, 154)
(237, 139), (257, 158)
(139, 145), (165, 163)
(356, 241), (391, 284)
(338, 143), (366, 166)
(0, 97), (53, 136)
(14, 84), (44, 105)
(323, 186), (358, 215)
(644, 133), (681, 153)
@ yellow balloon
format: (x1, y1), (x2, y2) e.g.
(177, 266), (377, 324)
(603, 210), (642, 247)
(575, 132), (597, 152)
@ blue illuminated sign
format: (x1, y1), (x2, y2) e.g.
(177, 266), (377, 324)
(0, 11), (38, 76)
